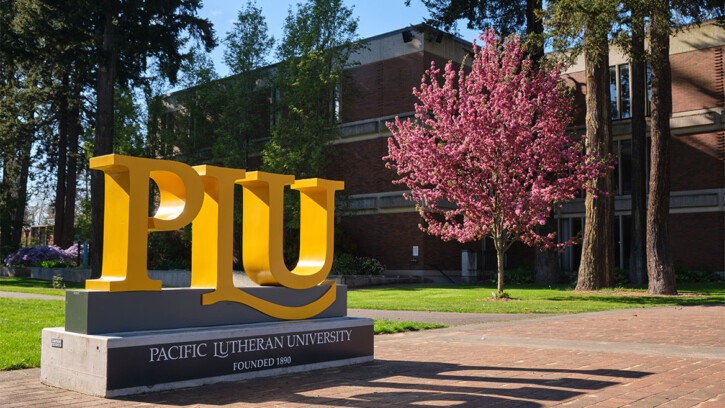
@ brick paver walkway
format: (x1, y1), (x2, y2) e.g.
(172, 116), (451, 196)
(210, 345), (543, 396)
(1, 305), (723, 407)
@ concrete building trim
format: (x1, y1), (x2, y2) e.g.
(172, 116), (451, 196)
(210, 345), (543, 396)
(556, 188), (725, 217)
(335, 112), (414, 143)
(564, 20), (725, 74)
(342, 190), (461, 216)
(341, 190), (416, 215)
(335, 106), (723, 146)
(344, 188), (725, 218)
(348, 26), (472, 69)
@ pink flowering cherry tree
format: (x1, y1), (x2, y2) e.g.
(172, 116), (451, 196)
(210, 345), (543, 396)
(385, 30), (610, 295)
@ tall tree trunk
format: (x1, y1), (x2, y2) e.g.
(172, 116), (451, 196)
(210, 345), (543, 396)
(576, 26), (615, 291)
(647, 0), (676, 295)
(11, 133), (32, 247)
(91, 6), (116, 278)
(0, 162), (15, 255)
(0, 120), (33, 255)
(61, 99), (80, 247)
(54, 74), (69, 248)
(629, 7), (647, 285)
(525, 0), (544, 61)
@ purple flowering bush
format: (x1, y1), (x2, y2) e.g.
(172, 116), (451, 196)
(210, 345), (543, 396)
(3, 245), (77, 267)
(62, 243), (80, 259)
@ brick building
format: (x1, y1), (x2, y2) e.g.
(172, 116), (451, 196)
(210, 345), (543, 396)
(329, 28), (482, 282)
(169, 23), (724, 280)
(557, 21), (724, 274)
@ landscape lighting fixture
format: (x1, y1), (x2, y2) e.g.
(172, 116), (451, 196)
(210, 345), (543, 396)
(402, 30), (413, 43)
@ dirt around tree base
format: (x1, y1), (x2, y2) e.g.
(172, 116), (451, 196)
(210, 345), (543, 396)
(478, 297), (521, 302)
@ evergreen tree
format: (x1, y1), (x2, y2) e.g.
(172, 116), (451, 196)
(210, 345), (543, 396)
(263, 0), (363, 178)
(88, 0), (216, 276)
(409, 0), (544, 58)
(213, 1), (274, 170)
(644, 1), (719, 294)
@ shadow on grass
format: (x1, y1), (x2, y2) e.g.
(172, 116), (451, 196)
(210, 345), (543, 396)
(542, 294), (725, 307)
(119, 360), (653, 407)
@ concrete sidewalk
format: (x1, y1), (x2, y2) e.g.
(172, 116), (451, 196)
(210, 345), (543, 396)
(0, 290), (63, 300)
(2, 305), (724, 407)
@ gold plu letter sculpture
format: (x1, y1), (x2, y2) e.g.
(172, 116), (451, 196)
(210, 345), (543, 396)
(85, 154), (344, 320)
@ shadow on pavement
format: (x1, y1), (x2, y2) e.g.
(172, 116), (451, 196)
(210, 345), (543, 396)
(119, 359), (653, 407)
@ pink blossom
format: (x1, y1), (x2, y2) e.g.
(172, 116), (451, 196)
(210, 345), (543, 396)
(385, 30), (610, 253)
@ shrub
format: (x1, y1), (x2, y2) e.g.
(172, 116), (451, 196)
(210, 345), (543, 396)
(490, 267), (534, 285)
(40, 260), (71, 268)
(614, 267), (629, 286)
(3, 245), (76, 267)
(158, 259), (192, 270)
(52, 274), (66, 289)
(147, 229), (191, 270)
(675, 264), (720, 283)
(331, 253), (385, 276)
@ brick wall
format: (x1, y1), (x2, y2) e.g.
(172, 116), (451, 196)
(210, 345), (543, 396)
(341, 51), (464, 123)
(339, 212), (481, 272)
(669, 211), (724, 270)
(671, 131), (724, 191)
(342, 52), (424, 123)
(329, 138), (403, 195)
(671, 46), (723, 113)
(340, 212), (427, 270)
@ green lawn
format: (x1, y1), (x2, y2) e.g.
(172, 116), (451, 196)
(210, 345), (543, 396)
(0, 277), (83, 296)
(374, 319), (446, 334)
(0, 297), (65, 370)
(348, 283), (725, 314)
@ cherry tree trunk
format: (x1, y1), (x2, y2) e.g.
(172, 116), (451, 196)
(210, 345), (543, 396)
(647, 1), (677, 295)
(576, 28), (614, 291)
(496, 246), (504, 295)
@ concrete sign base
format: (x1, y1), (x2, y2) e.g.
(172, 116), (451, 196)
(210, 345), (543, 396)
(65, 286), (348, 334)
(41, 317), (373, 397)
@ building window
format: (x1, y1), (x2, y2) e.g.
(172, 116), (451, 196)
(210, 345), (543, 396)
(612, 137), (651, 196)
(334, 82), (341, 124)
(559, 217), (583, 272)
(270, 87), (280, 128)
(610, 66), (619, 120)
(619, 64), (631, 119)
(610, 63), (651, 121)
(646, 62), (652, 116)
(559, 214), (631, 272)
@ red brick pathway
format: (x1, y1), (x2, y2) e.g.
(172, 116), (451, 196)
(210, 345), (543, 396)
(1, 305), (723, 407)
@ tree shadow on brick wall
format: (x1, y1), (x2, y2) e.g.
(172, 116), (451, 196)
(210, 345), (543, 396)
(121, 359), (652, 407)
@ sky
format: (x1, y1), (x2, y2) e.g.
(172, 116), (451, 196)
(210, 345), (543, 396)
(198, 0), (483, 77)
